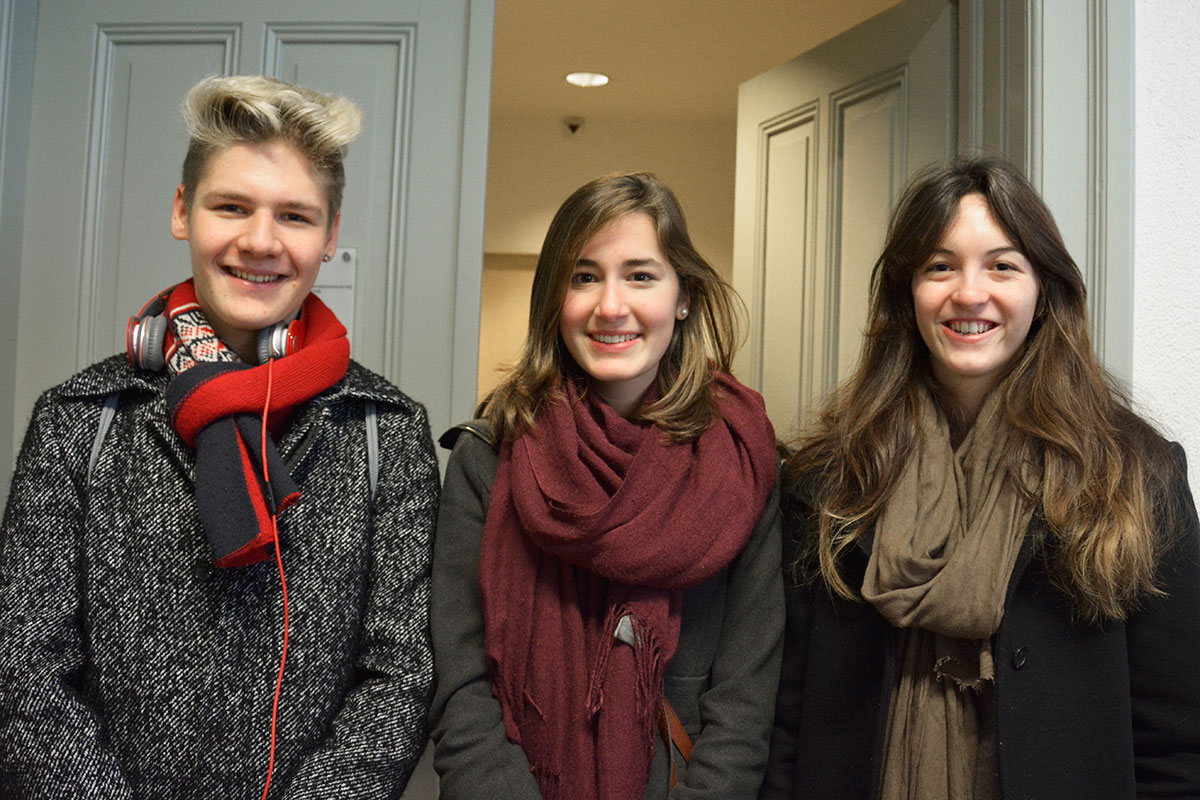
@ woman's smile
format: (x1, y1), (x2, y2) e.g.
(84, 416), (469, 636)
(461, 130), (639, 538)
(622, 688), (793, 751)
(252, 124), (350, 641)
(559, 212), (687, 416)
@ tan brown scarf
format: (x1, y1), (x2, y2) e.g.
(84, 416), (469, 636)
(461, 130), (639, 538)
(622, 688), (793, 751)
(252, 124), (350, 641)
(863, 388), (1035, 798)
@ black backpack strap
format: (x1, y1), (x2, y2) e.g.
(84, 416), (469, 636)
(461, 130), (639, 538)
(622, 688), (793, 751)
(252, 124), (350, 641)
(89, 392), (382, 504)
(87, 393), (121, 485)
(365, 400), (379, 501)
(437, 419), (493, 451)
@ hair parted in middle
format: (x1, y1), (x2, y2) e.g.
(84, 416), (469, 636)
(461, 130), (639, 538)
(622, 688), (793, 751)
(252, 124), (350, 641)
(179, 74), (363, 222)
(481, 171), (741, 443)
(787, 155), (1173, 622)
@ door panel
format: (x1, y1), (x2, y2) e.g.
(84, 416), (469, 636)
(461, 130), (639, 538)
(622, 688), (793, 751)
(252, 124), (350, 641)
(733, 0), (955, 432)
(16, 1), (490, 457)
(84, 26), (238, 362)
(268, 24), (417, 376)
(832, 75), (906, 382)
(760, 116), (818, 423)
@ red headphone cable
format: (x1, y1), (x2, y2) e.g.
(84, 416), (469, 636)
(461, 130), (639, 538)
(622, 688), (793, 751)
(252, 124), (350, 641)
(259, 356), (290, 800)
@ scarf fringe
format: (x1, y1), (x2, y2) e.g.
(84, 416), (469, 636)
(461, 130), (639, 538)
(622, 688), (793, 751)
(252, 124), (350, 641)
(933, 652), (992, 694)
(584, 606), (617, 721)
(585, 606), (664, 779)
(533, 767), (562, 800)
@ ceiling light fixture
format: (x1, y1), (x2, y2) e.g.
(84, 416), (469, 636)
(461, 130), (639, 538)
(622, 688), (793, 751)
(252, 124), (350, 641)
(565, 72), (609, 88)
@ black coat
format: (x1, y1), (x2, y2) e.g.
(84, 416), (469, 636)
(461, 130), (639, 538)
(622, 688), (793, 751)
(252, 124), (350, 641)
(761, 443), (1200, 800)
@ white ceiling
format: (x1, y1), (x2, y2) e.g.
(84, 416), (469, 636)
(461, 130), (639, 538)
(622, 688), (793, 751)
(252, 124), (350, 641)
(490, 0), (901, 122)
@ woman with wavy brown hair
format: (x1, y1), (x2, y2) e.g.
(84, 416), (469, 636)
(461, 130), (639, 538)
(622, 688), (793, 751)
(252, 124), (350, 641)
(760, 157), (1200, 799)
(430, 172), (783, 799)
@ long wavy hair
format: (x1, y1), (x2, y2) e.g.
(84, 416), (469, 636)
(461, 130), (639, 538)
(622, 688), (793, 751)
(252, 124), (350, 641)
(787, 157), (1174, 621)
(481, 172), (740, 443)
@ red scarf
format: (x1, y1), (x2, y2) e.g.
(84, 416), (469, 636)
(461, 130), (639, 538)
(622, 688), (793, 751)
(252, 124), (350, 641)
(478, 372), (777, 799)
(161, 280), (349, 567)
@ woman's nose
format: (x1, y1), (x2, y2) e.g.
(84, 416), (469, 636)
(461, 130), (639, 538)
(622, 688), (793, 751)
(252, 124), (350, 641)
(595, 280), (628, 319)
(951, 270), (987, 306)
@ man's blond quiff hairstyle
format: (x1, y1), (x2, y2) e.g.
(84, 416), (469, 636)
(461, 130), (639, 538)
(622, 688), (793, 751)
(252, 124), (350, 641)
(179, 75), (362, 220)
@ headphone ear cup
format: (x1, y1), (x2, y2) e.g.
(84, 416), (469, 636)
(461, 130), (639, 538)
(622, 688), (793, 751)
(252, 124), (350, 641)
(129, 314), (168, 372)
(283, 316), (305, 356)
(256, 315), (306, 364)
(256, 325), (276, 366)
(126, 286), (174, 371)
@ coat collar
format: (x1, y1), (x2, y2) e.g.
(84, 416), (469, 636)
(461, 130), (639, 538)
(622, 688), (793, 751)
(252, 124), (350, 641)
(58, 353), (415, 410)
(56, 354), (166, 400)
(65, 354), (417, 479)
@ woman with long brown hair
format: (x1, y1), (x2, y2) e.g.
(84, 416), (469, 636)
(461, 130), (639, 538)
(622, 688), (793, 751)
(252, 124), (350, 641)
(761, 157), (1200, 799)
(430, 172), (783, 799)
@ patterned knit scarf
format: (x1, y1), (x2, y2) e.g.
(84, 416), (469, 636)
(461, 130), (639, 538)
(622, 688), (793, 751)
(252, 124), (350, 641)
(160, 280), (350, 567)
(478, 372), (777, 800)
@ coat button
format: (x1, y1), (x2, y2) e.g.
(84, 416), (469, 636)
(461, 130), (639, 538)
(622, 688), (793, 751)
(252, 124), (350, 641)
(1012, 646), (1028, 670)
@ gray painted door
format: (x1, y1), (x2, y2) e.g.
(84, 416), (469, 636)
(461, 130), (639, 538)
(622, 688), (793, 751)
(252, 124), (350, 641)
(14, 0), (492, 466)
(14, 4), (493, 793)
(732, 0), (955, 433)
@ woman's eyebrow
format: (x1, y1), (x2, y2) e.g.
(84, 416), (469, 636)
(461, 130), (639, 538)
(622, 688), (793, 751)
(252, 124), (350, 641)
(925, 245), (1022, 257)
(575, 257), (662, 267)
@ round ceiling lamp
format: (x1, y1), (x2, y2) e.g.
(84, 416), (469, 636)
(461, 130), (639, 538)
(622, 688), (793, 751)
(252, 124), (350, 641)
(565, 72), (609, 88)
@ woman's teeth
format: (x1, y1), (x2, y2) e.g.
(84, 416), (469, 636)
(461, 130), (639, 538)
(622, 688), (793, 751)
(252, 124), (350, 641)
(591, 333), (638, 344)
(948, 320), (994, 335)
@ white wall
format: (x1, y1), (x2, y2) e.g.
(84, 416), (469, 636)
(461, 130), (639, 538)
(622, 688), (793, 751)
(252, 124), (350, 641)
(1133, 0), (1200, 491)
(485, 114), (737, 277)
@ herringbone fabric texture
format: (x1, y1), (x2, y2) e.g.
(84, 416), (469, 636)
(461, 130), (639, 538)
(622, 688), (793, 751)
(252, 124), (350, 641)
(0, 354), (439, 799)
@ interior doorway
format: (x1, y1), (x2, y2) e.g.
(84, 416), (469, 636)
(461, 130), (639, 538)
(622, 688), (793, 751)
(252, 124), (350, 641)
(478, 0), (903, 407)
(733, 0), (956, 432)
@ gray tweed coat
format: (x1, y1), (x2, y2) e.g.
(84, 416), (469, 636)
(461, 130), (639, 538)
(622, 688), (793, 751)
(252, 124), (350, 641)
(0, 354), (439, 800)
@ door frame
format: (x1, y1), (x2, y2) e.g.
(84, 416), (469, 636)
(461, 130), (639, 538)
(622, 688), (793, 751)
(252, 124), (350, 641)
(959, 0), (1134, 385)
(0, 0), (37, 496)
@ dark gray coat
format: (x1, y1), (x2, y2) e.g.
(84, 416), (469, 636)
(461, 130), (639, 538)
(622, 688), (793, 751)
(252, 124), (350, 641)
(428, 424), (784, 800)
(760, 443), (1200, 800)
(0, 354), (440, 799)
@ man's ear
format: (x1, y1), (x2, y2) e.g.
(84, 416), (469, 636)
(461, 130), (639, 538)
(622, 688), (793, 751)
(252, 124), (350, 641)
(170, 184), (189, 241)
(323, 210), (341, 257)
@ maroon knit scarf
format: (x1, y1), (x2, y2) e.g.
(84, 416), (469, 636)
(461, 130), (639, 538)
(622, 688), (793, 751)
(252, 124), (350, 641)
(478, 372), (777, 799)
(161, 280), (349, 567)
